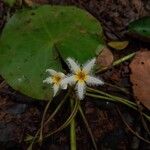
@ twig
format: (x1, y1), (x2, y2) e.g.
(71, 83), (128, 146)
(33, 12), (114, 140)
(96, 52), (136, 73)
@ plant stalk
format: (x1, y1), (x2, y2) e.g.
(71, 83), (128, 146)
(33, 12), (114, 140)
(70, 99), (77, 150)
(87, 87), (136, 106)
(39, 98), (53, 142)
(45, 97), (80, 138)
(86, 92), (150, 121)
(27, 90), (71, 149)
(79, 104), (97, 150)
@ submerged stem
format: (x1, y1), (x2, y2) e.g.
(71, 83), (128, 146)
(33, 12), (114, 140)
(86, 92), (150, 121)
(86, 93), (134, 109)
(45, 97), (80, 138)
(117, 107), (150, 144)
(104, 82), (130, 95)
(79, 104), (97, 150)
(27, 90), (71, 149)
(70, 99), (77, 150)
(39, 98), (52, 142)
(87, 87), (136, 106)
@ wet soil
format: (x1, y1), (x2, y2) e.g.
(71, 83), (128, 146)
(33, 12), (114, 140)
(0, 0), (150, 149)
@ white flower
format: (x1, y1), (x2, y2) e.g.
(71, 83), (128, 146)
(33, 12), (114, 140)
(62, 58), (104, 100)
(43, 69), (67, 97)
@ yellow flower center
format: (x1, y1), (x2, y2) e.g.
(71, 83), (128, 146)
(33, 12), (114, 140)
(75, 71), (87, 82)
(52, 75), (61, 84)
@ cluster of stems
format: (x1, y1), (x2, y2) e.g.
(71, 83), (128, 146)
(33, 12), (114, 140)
(27, 52), (150, 150)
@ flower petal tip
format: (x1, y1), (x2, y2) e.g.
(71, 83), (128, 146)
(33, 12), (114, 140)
(43, 79), (47, 83)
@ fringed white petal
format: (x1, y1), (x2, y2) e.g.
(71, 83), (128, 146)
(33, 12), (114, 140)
(43, 77), (53, 84)
(58, 72), (65, 78)
(82, 58), (96, 73)
(67, 57), (81, 73)
(76, 82), (86, 100)
(61, 84), (67, 90)
(46, 69), (57, 75)
(53, 84), (59, 97)
(86, 76), (104, 86)
(61, 75), (76, 86)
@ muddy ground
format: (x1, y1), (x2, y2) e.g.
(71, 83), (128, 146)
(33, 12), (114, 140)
(0, 0), (150, 149)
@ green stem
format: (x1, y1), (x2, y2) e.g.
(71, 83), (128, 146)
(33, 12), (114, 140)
(44, 90), (71, 126)
(104, 82), (130, 94)
(86, 93), (133, 108)
(79, 104), (97, 150)
(87, 87), (136, 106)
(70, 99), (77, 150)
(86, 93), (150, 121)
(39, 98), (53, 142)
(113, 53), (136, 66)
(96, 52), (136, 73)
(117, 107), (150, 144)
(27, 90), (70, 150)
(45, 98), (80, 138)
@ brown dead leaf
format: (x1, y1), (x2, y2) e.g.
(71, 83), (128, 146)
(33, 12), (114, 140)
(24, 0), (33, 6)
(130, 51), (150, 109)
(32, 0), (49, 4)
(24, 0), (49, 6)
(97, 47), (114, 67)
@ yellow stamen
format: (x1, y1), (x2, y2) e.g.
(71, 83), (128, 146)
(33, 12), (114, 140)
(75, 71), (87, 82)
(52, 75), (61, 84)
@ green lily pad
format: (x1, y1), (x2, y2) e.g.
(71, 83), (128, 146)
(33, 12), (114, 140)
(4, 0), (16, 7)
(128, 16), (150, 41)
(0, 5), (104, 100)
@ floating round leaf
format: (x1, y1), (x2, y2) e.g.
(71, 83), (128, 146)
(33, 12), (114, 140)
(0, 5), (104, 100)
